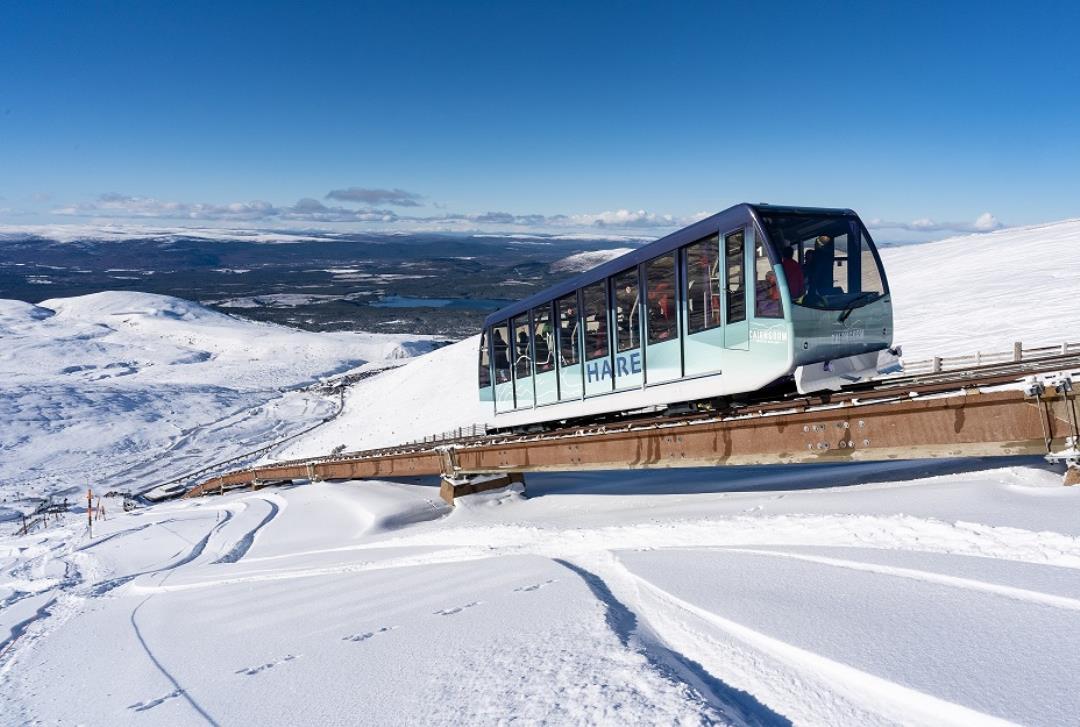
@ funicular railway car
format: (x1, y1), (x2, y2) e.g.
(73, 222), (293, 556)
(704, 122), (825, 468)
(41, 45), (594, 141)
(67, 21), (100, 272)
(478, 203), (899, 429)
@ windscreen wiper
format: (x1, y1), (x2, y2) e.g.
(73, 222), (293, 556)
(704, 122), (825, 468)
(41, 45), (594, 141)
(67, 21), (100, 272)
(838, 292), (878, 322)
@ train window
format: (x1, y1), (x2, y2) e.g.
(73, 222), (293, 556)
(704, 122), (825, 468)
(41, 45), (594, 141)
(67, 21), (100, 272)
(725, 230), (746, 324)
(532, 303), (555, 373)
(478, 329), (492, 387)
(685, 234), (721, 334)
(582, 281), (610, 361)
(858, 229), (887, 297)
(613, 268), (640, 353)
(557, 294), (580, 366)
(753, 241), (783, 318)
(512, 314), (533, 380)
(759, 213), (887, 310)
(491, 321), (511, 383)
(645, 254), (678, 344)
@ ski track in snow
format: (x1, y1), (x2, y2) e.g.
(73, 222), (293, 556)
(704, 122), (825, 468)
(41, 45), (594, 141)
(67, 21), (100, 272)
(553, 558), (789, 726)
(212, 497), (282, 564)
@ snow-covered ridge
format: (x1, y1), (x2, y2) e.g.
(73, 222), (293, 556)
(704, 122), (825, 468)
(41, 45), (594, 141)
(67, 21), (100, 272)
(0, 223), (331, 244)
(884, 217), (1080, 359)
(550, 247), (637, 273)
(0, 291), (439, 501)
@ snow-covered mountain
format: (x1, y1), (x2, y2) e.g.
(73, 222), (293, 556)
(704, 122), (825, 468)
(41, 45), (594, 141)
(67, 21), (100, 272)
(884, 217), (1080, 359)
(1, 220), (1079, 725)
(0, 291), (438, 504)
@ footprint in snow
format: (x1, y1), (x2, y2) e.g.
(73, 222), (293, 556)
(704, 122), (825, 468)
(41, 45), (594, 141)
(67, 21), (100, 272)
(343, 626), (398, 642)
(434, 601), (481, 616)
(128, 689), (184, 712)
(235, 654), (299, 676)
(514, 579), (556, 593)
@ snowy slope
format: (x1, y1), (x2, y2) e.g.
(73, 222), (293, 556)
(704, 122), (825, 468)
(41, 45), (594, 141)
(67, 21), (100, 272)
(2, 466), (1078, 725)
(0, 292), (437, 505)
(884, 218), (1080, 359)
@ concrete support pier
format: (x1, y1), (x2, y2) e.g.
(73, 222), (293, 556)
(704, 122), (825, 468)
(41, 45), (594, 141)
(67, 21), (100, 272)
(440, 472), (525, 505)
(1065, 466), (1080, 487)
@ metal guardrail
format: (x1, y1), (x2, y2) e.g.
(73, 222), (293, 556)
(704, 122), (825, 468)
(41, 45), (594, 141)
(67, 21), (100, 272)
(900, 341), (1079, 376)
(406, 423), (488, 446)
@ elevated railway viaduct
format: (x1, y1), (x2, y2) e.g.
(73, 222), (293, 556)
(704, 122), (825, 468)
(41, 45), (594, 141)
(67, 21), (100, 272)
(182, 352), (1080, 504)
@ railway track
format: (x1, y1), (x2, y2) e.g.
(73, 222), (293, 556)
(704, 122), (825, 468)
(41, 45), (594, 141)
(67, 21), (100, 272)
(182, 350), (1080, 500)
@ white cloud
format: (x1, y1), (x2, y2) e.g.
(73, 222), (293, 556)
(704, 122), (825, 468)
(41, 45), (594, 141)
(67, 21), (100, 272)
(866, 213), (1004, 234)
(45, 192), (715, 236)
(972, 212), (1001, 231)
(54, 194), (404, 224)
(567, 209), (681, 228)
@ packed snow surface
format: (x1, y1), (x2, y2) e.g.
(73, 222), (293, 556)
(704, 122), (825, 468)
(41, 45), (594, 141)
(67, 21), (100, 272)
(2, 220), (1080, 725)
(2, 466), (1078, 725)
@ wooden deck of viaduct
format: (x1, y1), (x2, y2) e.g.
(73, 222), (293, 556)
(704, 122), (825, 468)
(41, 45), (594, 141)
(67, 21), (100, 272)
(183, 356), (1080, 503)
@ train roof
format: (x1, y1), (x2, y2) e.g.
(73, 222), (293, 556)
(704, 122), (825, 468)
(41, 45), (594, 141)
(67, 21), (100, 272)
(482, 203), (859, 327)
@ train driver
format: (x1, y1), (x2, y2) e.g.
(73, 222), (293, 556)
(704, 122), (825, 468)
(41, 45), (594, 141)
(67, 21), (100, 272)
(781, 246), (805, 299)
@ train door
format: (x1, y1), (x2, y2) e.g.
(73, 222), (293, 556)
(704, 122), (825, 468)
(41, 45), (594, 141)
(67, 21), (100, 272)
(582, 280), (613, 396)
(478, 328), (493, 403)
(532, 302), (558, 405)
(682, 233), (724, 377)
(723, 228), (750, 350)
(511, 313), (534, 408)
(555, 293), (583, 401)
(612, 267), (644, 390)
(491, 320), (515, 411)
(643, 252), (681, 384)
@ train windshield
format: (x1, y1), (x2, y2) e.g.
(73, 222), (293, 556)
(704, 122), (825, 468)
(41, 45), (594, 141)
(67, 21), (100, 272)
(758, 212), (887, 311)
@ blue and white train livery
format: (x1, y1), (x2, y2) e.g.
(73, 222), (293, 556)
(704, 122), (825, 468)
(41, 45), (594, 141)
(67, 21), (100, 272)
(478, 203), (898, 429)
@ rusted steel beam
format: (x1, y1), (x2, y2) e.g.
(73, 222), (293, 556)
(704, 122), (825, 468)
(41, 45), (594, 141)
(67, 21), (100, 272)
(452, 389), (1075, 473)
(183, 385), (1077, 498)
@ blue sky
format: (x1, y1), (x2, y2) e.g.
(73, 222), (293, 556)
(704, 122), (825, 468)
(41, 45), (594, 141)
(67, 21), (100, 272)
(2, 0), (1078, 238)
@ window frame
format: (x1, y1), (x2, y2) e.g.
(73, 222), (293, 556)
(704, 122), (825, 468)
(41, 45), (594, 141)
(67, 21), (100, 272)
(612, 266), (641, 354)
(556, 292), (581, 368)
(478, 328), (492, 388)
(582, 279), (611, 362)
(683, 233), (723, 335)
(532, 301), (556, 374)
(511, 312), (533, 382)
(644, 252), (679, 345)
(724, 228), (747, 325)
(491, 319), (512, 385)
